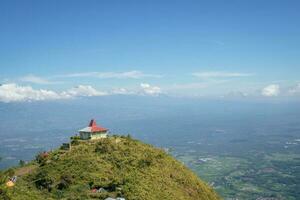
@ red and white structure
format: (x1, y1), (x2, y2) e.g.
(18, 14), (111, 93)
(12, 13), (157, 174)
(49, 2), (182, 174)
(79, 119), (108, 140)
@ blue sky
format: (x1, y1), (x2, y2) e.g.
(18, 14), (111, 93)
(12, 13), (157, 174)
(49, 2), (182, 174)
(0, 0), (300, 102)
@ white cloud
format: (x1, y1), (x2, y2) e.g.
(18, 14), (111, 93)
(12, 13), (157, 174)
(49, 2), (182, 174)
(112, 88), (135, 95)
(192, 71), (253, 79)
(59, 71), (162, 79)
(261, 84), (280, 97)
(0, 82), (166, 102)
(63, 85), (107, 97)
(0, 83), (107, 103)
(140, 83), (162, 96)
(20, 75), (60, 85)
(0, 83), (61, 102)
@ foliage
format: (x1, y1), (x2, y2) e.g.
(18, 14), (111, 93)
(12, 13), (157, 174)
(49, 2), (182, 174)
(19, 160), (25, 167)
(0, 188), (10, 200)
(35, 152), (48, 166)
(0, 171), (8, 184)
(2, 136), (220, 200)
(70, 135), (81, 145)
(70, 135), (81, 140)
(56, 174), (73, 190)
(6, 169), (15, 178)
(95, 138), (117, 153)
(34, 170), (53, 191)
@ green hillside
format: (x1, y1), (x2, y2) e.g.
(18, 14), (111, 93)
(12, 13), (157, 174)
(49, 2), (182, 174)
(0, 135), (220, 200)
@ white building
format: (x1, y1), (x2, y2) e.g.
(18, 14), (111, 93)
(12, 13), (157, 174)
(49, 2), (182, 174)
(79, 119), (108, 140)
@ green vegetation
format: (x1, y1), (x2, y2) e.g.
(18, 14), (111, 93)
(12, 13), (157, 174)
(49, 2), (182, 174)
(176, 152), (300, 200)
(18, 160), (25, 167)
(0, 136), (220, 200)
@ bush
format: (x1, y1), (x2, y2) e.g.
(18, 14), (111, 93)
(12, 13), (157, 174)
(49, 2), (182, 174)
(35, 152), (49, 166)
(71, 139), (80, 145)
(138, 158), (152, 168)
(4, 169), (14, 178)
(0, 169), (14, 184)
(57, 174), (73, 190)
(70, 135), (81, 140)
(19, 160), (26, 167)
(103, 178), (124, 192)
(0, 188), (10, 200)
(71, 136), (81, 145)
(0, 172), (7, 184)
(126, 134), (132, 139)
(95, 139), (117, 153)
(34, 171), (53, 191)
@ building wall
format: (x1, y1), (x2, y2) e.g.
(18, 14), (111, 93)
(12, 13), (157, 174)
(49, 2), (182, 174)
(90, 133), (107, 140)
(80, 132), (91, 140)
(80, 132), (107, 140)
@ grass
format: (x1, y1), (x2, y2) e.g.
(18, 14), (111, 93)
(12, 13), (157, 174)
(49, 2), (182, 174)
(1, 135), (220, 200)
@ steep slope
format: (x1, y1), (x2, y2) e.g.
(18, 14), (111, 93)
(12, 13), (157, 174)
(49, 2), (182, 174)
(1, 136), (220, 200)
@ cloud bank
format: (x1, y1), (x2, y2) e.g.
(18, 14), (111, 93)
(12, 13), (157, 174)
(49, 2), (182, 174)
(0, 84), (107, 103)
(0, 83), (163, 102)
(63, 85), (107, 97)
(0, 83), (62, 102)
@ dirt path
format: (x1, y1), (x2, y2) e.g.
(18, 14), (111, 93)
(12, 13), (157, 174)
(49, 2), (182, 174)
(15, 165), (37, 176)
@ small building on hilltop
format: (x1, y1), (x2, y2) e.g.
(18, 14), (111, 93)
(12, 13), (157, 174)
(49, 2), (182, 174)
(79, 119), (108, 140)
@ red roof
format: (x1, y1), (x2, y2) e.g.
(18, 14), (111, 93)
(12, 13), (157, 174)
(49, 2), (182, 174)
(89, 119), (108, 132)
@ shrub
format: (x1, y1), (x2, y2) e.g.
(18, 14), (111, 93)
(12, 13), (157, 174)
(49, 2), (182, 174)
(0, 188), (10, 200)
(95, 139), (117, 153)
(34, 171), (53, 191)
(35, 152), (49, 166)
(57, 174), (73, 190)
(138, 158), (152, 168)
(71, 139), (80, 145)
(126, 134), (132, 139)
(19, 160), (25, 167)
(0, 169), (14, 184)
(71, 136), (81, 145)
(70, 135), (81, 140)
(5, 169), (15, 178)
(104, 178), (124, 192)
(0, 173), (7, 184)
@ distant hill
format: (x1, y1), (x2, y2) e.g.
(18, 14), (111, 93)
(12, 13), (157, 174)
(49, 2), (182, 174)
(0, 136), (220, 200)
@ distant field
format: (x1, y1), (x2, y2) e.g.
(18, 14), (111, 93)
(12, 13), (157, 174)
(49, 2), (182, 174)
(175, 144), (300, 200)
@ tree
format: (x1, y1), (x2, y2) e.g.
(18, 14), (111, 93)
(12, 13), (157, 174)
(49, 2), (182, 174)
(19, 160), (25, 167)
(57, 174), (73, 190)
(34, 171), (53, 191)
(35, 152), (48, 166)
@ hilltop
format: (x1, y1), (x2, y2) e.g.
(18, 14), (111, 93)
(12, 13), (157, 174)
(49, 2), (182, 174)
(0, 135), (220, 200)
